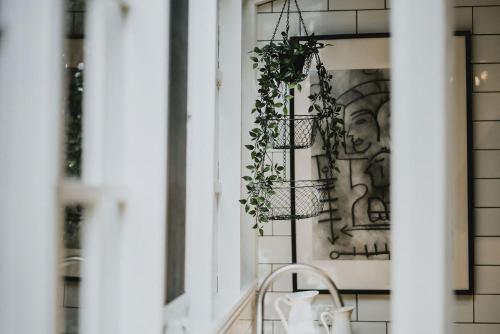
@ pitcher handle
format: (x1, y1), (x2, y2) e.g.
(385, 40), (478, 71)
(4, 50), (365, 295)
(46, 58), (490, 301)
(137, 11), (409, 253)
(274, 297), (291, 333)
(320, 312), (334, 334)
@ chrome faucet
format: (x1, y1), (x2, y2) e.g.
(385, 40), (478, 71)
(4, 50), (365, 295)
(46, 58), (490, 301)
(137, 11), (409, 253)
(255, 263), (344, 334)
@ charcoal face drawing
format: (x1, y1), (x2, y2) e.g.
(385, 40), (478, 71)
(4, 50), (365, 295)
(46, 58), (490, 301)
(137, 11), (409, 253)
(310, 69), (391, 261)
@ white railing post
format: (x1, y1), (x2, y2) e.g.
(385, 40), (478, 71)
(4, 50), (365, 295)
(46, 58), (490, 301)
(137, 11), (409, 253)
(80, 0), (169, 333)
(0, 1), (63, 334)
(217, 0), (243, 297)
(185, 0), (218, 331)
(391, 1), (453, 334)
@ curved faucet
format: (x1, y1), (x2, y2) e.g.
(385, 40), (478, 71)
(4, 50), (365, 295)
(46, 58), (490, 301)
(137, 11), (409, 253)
(255, 263), (344, 334)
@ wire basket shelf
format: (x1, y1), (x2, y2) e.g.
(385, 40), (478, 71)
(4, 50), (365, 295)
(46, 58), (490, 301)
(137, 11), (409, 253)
(269, 115), (318, 150)
(267, 180), (333, 221)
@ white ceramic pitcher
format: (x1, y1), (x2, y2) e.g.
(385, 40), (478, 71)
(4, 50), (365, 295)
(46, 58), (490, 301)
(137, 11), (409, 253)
(274, 290), (319, 334)
(320, 306), (354, 334)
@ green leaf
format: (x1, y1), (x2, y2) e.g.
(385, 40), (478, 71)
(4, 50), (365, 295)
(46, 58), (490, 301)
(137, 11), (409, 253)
(239, 199), (247, 204)
(242, 176), (252, 181)
(259, 228), (264, 236)
(245, 144), (254, 150)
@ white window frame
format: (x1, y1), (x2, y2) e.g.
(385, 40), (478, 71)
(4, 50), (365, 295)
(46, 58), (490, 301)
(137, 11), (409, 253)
(0, 1), (63, 333)
(2, 0), (257, 333)
(66, 1), (169, 333)
(164, 0), (258, 332)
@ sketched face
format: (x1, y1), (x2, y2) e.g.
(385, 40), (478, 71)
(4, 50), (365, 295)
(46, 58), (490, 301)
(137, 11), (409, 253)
(344, 103), (379, 154)
(343, 93), (389, 155)
(365, 150), (390, 188)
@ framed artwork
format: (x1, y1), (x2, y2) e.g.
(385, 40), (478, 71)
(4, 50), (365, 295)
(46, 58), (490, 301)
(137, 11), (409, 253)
(291, 32), (473, 293)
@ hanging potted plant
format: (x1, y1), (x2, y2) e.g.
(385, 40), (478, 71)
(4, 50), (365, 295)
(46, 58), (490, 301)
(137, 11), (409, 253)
(240, 0), (344, 235)
(274, 32), (315, 84)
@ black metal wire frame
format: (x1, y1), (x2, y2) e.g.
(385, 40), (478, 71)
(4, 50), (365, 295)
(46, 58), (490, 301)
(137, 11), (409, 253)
(269, 115), (319, 149)
(267, 179), (334, 221)
(271, 0), (310, 43)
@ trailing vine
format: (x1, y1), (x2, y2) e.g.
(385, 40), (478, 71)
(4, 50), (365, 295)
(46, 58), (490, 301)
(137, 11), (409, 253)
(310, 53), (344, 175)
(240, 31), (344, 235)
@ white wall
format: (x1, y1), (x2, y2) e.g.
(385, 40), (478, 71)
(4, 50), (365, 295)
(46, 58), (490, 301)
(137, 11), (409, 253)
(254, 1), (500, 333)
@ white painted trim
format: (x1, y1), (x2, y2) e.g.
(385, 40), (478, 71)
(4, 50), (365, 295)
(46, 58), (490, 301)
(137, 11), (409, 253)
(163, 294), (189, 333)
(211, 281), (257, 334)
(0, 1), (63, 334)
(185, 0), (218, 332)
(120, 0), (169, 331)
(79, 1), (169, 333)
(391, 0), (453, 333)
(240, 0), (259, 290)
(217, 0), (243, 298)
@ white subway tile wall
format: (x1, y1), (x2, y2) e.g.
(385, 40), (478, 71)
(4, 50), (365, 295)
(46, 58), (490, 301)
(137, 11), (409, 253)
(473, 7), (500, 34)
(456, 0), (500, 5)
(475, 208), (500, 236)
(258, 236), (292, 264)
(454, 7), (473, 30)
(301, 11), (357, 36)
(275, 0), (328, 12)
(475, 295), (500, 322)
(454, 324), (500, 334)
(475, 266), (500, 293)
(473, 92), (500, 120)
(330, 0), (385, 11)
(454, 296), (474, 323)
(474, 151), (500, 178)
(255, 1), (500, 332)
(357, 9), (389, 33)
(357, 295), (390, 321)
(473, 36), (500, 63)
(476, 237), (500, 265)
(473, 64), (500, 92)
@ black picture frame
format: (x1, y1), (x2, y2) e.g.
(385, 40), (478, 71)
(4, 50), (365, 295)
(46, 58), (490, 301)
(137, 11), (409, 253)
(290, 31), (474, 295)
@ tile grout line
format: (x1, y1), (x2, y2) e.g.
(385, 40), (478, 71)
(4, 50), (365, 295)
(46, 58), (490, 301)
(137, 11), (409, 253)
(472, 6), (475, 35)
(473, 293), (475, 323)
(355, 294), (359, 320)
(355, 10), (358, 34)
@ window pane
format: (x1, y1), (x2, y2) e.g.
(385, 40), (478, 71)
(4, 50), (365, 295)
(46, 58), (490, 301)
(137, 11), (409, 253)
(60, 1), (85, 333)
(165, 0), (189, 304)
